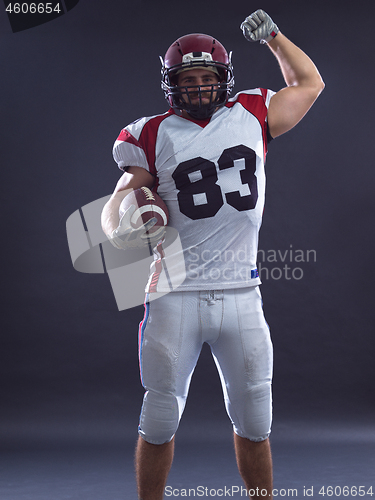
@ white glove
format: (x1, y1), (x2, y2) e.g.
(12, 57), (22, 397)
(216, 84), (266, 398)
(240, 9), (279, 44)
(108, 205), (163, 250)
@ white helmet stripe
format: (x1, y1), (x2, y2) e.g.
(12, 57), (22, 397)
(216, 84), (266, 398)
(182, 51), (213, 63)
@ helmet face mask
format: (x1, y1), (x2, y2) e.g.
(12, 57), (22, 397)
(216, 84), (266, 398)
(160, 34), (234, 120)
(165, 78), (228, 121)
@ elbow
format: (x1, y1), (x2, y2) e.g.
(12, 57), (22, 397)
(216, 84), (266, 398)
(300, 70), (325, 99)
(314, 72), (325, 96)
(317, 77), (325, 94)
(307, 76), (325, 103)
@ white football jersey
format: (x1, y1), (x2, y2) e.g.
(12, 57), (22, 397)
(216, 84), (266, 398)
(113, 89), (275, 292)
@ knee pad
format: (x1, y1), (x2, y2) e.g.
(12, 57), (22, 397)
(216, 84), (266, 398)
(228, 383), (272, 442)
(138, 390), (180, 445)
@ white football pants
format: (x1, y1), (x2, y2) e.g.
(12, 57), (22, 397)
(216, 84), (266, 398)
(138, 286), (273, 444)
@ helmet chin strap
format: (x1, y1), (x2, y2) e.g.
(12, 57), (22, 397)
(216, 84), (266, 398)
(186, 103), (217, 120)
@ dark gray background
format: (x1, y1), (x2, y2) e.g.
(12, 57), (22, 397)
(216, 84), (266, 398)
(1, 0), (374, 498)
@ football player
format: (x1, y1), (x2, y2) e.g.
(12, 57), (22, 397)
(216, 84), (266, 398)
(101, 9), (324, 500)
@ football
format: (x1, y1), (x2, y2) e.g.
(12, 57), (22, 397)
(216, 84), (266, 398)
(119, 187), (169, 235)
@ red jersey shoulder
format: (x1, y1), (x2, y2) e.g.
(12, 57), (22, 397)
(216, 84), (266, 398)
(226, 89), (271, 125)
(114, 109), (175, 177)
(116, 109), (174, 145)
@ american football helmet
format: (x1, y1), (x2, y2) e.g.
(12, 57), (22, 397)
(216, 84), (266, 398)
(160, 33), (234, 120)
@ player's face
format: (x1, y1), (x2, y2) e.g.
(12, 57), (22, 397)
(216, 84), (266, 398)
(177, 68), (220, 106)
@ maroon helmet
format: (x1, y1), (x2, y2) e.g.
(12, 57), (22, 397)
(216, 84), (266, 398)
(160, 33), (234, 120)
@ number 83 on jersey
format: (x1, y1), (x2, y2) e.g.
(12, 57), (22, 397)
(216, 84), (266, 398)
(172, 145), (259, 221)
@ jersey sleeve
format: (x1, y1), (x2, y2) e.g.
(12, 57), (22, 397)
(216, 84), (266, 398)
(227, 88), (276, 157)
(112, 125), (150, 172)
(262, 88), (276, 108)
(262, 89), (276, 143)
(112, 111), (173, 174)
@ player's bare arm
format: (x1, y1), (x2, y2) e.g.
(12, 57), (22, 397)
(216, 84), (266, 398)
(241, 9), (324, 138)
(266, 33), (324, 137)
(101, 165), (154, 237)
